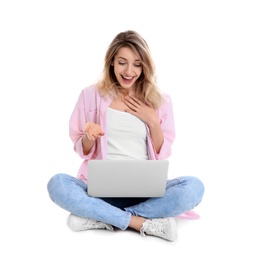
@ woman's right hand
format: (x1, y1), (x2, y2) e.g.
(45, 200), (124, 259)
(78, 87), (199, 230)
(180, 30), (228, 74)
(84, 122), (105, 141)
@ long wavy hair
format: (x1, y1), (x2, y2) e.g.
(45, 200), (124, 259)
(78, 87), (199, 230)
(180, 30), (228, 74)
(97, 30), (163, 109)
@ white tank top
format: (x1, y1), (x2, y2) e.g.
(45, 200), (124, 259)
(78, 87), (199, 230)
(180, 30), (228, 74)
(106, 107), (148, 160)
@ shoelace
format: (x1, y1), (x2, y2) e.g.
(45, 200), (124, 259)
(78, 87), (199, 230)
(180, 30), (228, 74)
(81, 219), (110, 230)
(140, 219), (166, 237)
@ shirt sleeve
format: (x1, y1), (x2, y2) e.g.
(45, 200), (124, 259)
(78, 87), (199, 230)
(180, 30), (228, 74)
(69, 89), (96, 159)
(148, 93), (176, 160)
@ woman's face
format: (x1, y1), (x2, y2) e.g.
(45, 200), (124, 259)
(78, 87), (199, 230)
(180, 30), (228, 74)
(112, 46), (142, 92)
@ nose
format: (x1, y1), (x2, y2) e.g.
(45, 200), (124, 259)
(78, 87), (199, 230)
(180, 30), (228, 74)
(124, 64), (133, 74)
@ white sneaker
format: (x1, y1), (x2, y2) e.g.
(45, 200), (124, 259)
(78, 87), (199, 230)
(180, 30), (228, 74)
(140, 217), (177, 241)
(67, 214), (114, 232)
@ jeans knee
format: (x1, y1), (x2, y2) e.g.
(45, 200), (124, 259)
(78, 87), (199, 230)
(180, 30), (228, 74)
(190, 176), (205, 204)
(47, 173), (68, 198)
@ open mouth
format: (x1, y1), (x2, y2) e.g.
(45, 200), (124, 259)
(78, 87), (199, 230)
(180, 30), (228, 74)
(121, 75), (134, 84)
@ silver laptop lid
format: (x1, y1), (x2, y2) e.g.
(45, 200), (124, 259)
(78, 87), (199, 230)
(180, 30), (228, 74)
(87, 160), (169, 197)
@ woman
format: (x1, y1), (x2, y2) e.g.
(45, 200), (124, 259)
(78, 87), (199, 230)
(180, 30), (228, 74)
(47, 30), (204, 241)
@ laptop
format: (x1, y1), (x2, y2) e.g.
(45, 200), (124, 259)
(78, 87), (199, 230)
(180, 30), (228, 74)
(87, 160), (169, 198)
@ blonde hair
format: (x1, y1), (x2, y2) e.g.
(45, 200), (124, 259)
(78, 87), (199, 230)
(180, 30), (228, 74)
(97, 30), (162, 109)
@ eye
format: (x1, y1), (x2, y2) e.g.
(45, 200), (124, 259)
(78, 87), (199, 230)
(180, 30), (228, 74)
(118, 61), (126, 65)
(134, 64), (142, 67)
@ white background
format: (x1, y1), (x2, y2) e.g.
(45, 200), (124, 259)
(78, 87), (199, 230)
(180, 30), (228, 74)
(0, 0), (254, 259)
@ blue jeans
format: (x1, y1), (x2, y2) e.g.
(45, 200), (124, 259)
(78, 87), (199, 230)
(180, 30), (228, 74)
(47, 173), (204, 230)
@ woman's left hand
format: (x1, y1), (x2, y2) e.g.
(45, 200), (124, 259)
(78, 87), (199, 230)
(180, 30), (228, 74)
(123, 95), (158, 126)
(124, 95), (164, 153)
